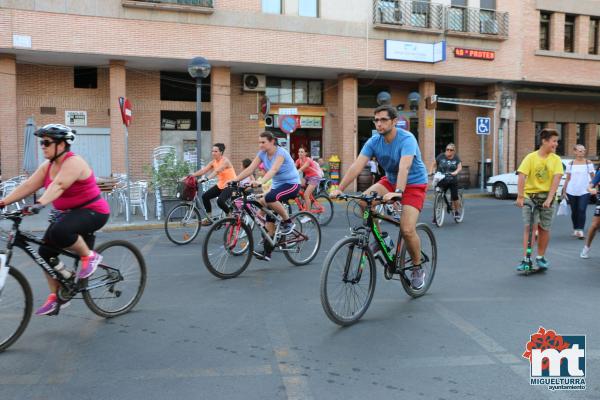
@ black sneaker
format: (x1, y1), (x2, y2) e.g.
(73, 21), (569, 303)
(280, 221), (296, 235)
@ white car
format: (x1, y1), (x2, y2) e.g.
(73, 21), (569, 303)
(487, 158), (578, 199)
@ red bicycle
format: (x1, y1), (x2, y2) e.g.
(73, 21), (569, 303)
(286, 187), (334, 226)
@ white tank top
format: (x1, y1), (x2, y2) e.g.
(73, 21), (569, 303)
(566, 161), (594, 196)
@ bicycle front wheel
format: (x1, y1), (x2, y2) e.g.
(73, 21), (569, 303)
(283, 212), (321, 266)
(433, 193), (445, 227)
(312, 195), (334, 226)
(320, 237), (376, 326)
(0, 267), (33, 352)
(454, 192), (465, 223)
(83, 240), (147, 318)
(164, 203), (201, 245)
(202, 218), (254, 279)
(397, 223), (437, 298)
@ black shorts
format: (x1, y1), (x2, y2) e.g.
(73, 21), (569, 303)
(264, 183), (300, 203)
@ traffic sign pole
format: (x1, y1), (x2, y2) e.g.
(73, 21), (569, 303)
(480, 134), (485, 192)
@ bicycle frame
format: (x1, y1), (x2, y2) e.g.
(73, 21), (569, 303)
(292, 189), (324, 214)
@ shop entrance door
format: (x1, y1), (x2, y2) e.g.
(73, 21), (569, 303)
(435, 120), (456, 157)
(290, 129), (322, 159)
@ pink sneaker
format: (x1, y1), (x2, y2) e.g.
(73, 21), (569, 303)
(79, 251), (102, 279)
(35, 294), (58, 316)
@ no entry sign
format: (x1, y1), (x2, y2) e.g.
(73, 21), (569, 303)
(119, 97), (133, 127)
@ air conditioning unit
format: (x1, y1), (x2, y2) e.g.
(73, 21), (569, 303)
(243, 74), (266, 92)
(264, 115), (274, 127)
(480, 19), (499, 35)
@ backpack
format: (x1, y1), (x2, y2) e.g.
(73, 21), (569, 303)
(176, 176), (198, 201)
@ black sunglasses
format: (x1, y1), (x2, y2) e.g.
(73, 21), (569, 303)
(39, 139), (56, 147)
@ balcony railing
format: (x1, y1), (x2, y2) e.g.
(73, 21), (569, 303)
(446, 6), (508, 37)
(122, 0), (214, 13)
(132, 0), (213, 5)
(373, 0), (509, 38)
(374, 0), (444, 31)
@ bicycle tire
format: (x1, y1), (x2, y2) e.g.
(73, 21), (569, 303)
(283, 212), (321, 266)
(433, 193), (445, 227)
(202, 218), (254, 279)
(83, 240), (147, 318)
(454, 192), (465, 223)
(320, 237), (376, 326)
(397, 223), (437, 298)
(313, 195), (334, 226)
(164, 203), (201, 245)
(0, 267), (33, 352)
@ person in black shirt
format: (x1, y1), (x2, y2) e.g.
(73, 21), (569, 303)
(429, 143), (463, 217)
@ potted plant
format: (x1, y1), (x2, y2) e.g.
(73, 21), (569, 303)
(145, 150), (192, 217)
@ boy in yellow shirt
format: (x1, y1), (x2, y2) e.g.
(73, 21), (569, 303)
(515, 128), (564, 271)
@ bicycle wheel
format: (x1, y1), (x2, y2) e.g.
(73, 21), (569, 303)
(320, 237), (376, 326)
(83, 240), (147, 318)
(0, 268), (33, 352)
(397, 223), (437, 298)
(202, 218), (253, 279)
(312, 195), (334, 226)
(346, 199), (364, 230)
(164, 203), (201, 245)
(454, 192), (465, 223)
(433, 193), (445, 227)
(283, 212), (321, 266)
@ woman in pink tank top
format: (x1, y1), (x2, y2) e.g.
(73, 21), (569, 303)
(0, 124), (110, 316)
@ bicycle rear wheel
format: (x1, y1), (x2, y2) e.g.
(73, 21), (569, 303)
(164, 203), (201, 245)
(454, 192), (465, 223)
(320, 237), (376, 326)
(83, 240), (147, 318)
(0, 268), (32, 352)
(312, 195), (334, 226)
(202, 218), (254, 279)
(397, 223), (437, 298)
(433, 193), (445, 227)
(283, 212), (321, 266)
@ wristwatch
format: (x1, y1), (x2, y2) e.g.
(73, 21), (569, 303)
(394, 188), (404, 194)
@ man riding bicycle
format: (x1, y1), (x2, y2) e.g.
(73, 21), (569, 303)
(330, 104), (429, 289)
(232, 131), (301, 261)
(429, 142), (462, 218)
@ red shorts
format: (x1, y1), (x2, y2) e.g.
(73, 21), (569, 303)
(378, 176), (427, 211)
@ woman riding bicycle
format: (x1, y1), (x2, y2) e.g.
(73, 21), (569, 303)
(232, 131), (300, 260)
(188, 143), (236, 226)
(295, 147), (322, 211)
(0, 124), (110, 316)
(429, 143), (462, 218)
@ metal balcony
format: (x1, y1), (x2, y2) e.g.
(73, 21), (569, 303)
(446, 6), (509, 38)
(122, 0), (214, 13)
(132, 0), (213, 5)
(373, 0), (444, 32)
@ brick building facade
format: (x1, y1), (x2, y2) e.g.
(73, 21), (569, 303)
(1, 0), (599, 189)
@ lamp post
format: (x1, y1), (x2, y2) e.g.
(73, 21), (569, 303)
(188, 57), (211, 170)
(498, 91), (513, 174)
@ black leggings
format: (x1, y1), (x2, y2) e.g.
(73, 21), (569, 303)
(438, 176), (459, 201)
(39, 208), (109, 263)
(202, 185), (234, 214)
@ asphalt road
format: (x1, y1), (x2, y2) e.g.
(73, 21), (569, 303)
(1, 198), (599, 400)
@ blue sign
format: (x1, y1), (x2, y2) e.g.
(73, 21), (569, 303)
(476, 117), (491, 135)
(278, 115), (297, 134)
(395, 115), (409, 130)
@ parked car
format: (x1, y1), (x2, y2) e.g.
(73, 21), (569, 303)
(487, 158), (598, 200)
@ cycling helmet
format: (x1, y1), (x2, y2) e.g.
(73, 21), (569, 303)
(34, 124), (76, 144)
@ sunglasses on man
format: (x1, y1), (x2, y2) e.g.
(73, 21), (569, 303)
(39, 139), (56, 147)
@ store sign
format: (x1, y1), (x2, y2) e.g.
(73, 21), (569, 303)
(299, 116), (322, 129)
(454, 47), (495, 61)
(385, 40), (446, 63)
(12, 34), (32, 49)
(65, 111), (87, 127)
(279, 107), (298, 115)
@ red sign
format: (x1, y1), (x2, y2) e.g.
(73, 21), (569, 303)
(278, 115), (298, 134)
(118, 97), (133, 127)
(454, 47), (495, 61)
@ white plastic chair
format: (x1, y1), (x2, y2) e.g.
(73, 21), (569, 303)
(129, 181), (149, 220)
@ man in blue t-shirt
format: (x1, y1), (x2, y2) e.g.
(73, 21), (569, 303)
(330, 104), (429, 289)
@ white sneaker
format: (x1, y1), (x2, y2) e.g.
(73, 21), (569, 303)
(581, 246), (590, 259)
(573, 230), (579, 237)
(576, 230), (585, 239)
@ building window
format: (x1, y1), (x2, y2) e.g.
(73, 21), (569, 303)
(74, 67), (97, 89)
(411, 0), (430, 28)
(357, 85), (390, 108)
(160, 110), (210, 131)
(299, 0), (318, 17)
(160, 71), (210, 102)
(266, 78), (322, 105)
(480, 0), (496, 9)
(540, 12), (551, 50)
(556, 123), (566, 155)
(596, 125), (600, 154)
(534, 122), (547, 149)
(564, 15), (575, 53)
(577, 123), (586, 147)
(590, 18), (599, 55)
(262, 0), (281, 14)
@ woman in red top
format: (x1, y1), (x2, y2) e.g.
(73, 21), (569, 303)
(295, 147), (322, 211)
(0, 124), (110, 316)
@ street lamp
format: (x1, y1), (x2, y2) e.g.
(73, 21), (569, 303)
(188, 57), (211, 170)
